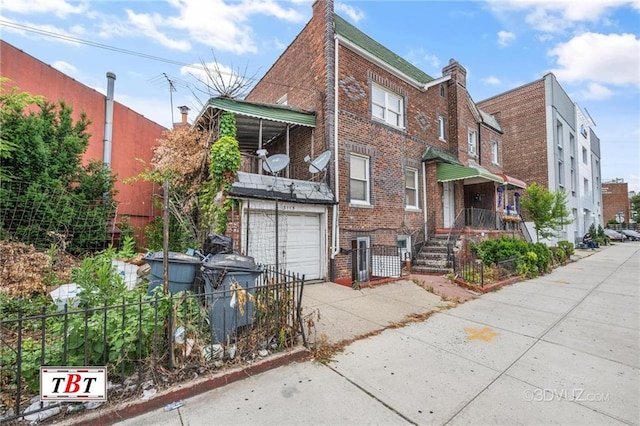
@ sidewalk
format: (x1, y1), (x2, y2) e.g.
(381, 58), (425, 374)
(70, 246), (608, 425)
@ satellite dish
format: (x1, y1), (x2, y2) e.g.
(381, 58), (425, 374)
(307, 150), (331, 174)
(263, 154), (290, 174)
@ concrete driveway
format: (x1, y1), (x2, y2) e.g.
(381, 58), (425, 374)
(113, 241), (639, 426)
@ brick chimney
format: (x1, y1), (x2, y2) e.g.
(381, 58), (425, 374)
(442, 58), (467, 88)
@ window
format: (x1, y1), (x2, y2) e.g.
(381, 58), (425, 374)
(558, 160), (565, 187)
(405, 168), (418, 209)
(570, 158), (576, 195)
(556, 120), (563, 148)
(276, 94), (288, 105)
(350, 154), (370, 204)
(438, 116), (446, 140)
(371, 84), (404, 128)
(440, 84), (445, 97)
(468, 130), (477, 156)
(582, 147), (588, 164)
(583, 178), (589, 196)
(491, 140), (499, 164)
(570, 134), (576, 158)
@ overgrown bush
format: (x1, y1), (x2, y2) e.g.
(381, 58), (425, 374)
(557, 240), (574, 257)
(471, 237), (551, 279)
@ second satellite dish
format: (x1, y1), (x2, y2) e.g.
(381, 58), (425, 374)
(306, 150), (331, 174)
(262, 153), (290, 174)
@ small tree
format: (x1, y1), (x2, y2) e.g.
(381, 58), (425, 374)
(520, 183), (572, 242)
(631, 194), (640, 224)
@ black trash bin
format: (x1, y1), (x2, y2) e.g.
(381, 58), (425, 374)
(201, 253), (264, 344)
(144, 251), (203, 295)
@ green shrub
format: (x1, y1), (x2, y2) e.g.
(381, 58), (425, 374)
(557, 240), (574, 257)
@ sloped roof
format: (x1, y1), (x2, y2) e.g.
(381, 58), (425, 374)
(422, 146), (462, 165)
(229, 172), (335, 204)
(436, 163), (504, 184)
(334, 15), (434, 85)
(207, 97), (316, 127)
(478, 109), (502, 132)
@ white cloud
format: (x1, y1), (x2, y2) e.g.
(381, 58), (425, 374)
(125, 9), (191, 51)
(580, 82), (613, 100)
(157, 0), (305, 54)
(497, 30), (516, 47)
(482, 76), (502, 85)
(406, 48), (441, 71)
(1, 0), (88, 18)
(336, 2), (365, 23)
(548, 32), (640, 87)
(51, 61), (78, 76)
(488, 0), (637, 33)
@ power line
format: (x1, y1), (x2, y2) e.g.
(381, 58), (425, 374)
(0, 19), (322, 97)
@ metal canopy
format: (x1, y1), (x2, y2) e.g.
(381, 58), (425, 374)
(436, 163), (504, 184)
(422, 145), (462, 165)
(497, 174), (527, 189)
(200, 97), (316, 151)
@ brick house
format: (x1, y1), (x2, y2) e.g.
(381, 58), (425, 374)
(0, 40), (166, 245)
(197, 0), (523, 284)
(601, 180), (631, 224)
(478, 73), (604, 243)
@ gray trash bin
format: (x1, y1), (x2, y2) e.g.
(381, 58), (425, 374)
(145, 251), (202, 295)
(201, 254), (263, 344)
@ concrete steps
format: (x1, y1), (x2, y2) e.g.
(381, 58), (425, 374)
(412, 233), (455, 275)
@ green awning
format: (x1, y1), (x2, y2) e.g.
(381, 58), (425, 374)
(207, 97), (316, 127)
(437, 163), (504, 183)
(422, 146), (462, 165)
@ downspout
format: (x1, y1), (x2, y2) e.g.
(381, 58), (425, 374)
(422, 162), (428, 236)
(103, 72), (116, 169)
(331, 34), (340, 262)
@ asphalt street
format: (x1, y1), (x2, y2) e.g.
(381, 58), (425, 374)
(116, 241), (640, 426)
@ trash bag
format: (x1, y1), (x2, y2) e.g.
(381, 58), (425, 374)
(202, 233), (233, 256)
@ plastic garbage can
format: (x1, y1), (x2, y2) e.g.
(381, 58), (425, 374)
(145, 251), (203, 295)
(201, 253), (264, 344)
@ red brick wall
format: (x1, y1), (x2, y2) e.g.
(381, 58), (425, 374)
(477, 79), (548, 188)
(602, 182), (630, 223)
(0, 40), (166, 244)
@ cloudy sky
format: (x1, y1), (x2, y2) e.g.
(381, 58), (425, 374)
(1, 0), (639, 192)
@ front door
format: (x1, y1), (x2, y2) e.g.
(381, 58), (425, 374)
(352, 237), (370, 283)
(443, 181), (455, 227)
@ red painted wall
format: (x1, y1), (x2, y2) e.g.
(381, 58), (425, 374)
(1, 40), (165, 244)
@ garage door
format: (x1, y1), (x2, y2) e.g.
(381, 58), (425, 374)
(246, 212), (322, 280)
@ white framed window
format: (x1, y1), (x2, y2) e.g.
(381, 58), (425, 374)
(582, 147), (588, 164)
(438, 116), (446, 140)
(583, 177), (589, 196)
(558, 160), (565, 187)
(405, 168), (419, 209)
(468, 130), (477, 156)
(556, 120), (563, 148)
(491, 140), (499, 164)
(371, 84), (404, 128)
(440, 85), (445, 97)
(350, 154), (370, 204)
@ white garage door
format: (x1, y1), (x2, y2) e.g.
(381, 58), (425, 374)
(247, 211), (322, 280)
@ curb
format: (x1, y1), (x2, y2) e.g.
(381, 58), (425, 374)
(66, 346), (311, 426)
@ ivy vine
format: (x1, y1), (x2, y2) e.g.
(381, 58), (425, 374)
(201, 112), (241, 235)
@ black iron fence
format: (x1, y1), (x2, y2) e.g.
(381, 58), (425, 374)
(0, 268), (305, 424)
(348, 245), (403, 283)
(453, 254), (519, 289)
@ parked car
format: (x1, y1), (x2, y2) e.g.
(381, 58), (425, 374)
(618, 229), (640, 241)
(604, 228), (626, 241)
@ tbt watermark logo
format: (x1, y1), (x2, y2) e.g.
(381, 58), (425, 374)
(41, 367), (107, 401)
(523, 387), (610, 402)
